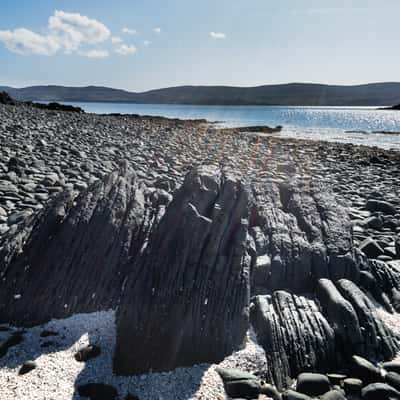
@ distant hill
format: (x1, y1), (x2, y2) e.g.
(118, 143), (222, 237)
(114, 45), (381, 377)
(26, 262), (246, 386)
(1, 82), (400, 106)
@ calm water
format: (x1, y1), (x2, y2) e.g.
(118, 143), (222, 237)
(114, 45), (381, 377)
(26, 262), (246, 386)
(65, 102), (400, 150)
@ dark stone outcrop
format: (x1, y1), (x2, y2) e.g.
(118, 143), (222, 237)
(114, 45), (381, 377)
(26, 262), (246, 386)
(0, 91), (17, 106)
(114, 165), (250, 374)
(249, 179), (361, 294)
(250, 291), (335, 389)
(0, 162), (149, 326)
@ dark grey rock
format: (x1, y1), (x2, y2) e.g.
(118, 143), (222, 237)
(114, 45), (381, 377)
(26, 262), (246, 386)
(320, 389), (346, 400)
(366, 200), (396, 215)
(296, 372), (330, 397)
(282, 390), (312, 400)
(359, 238), (385, 259)
(343, 378), (362, 396)
(361, 382), (400, 400)
(385, 371), (400, 392)
(350, 355), (382, 385)
(114, 165), (250, 374)
(18, 361), (36, 375)
(74, 344), (101, 362)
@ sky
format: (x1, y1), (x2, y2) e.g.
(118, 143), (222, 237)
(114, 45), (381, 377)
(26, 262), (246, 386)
(0, 0), (399, 92)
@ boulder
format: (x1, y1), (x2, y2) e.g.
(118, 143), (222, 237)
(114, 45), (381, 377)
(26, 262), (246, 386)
(343, 378), (363, 396)
(216, 367), (261, 399)
(296, 372), (330, 397)
(366, 200), (396, 215)
(361, 382), (400, 400)
(385, 371), (400, 392)
(350, 355), (382, 385)
(320, 390), (346, 400)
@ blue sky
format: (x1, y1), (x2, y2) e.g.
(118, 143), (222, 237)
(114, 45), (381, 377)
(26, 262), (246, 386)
(0, 0), (399, 91)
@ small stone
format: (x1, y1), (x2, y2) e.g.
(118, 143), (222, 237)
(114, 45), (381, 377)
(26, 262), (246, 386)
(18, 361), (37, 375)
(74, 344), (101, 362)
(359, 238), (385, 259)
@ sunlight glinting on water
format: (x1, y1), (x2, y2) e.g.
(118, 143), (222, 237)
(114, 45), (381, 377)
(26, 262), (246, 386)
(64, 103), (400, 150)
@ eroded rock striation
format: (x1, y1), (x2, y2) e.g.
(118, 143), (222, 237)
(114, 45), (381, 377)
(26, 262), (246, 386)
(114, 165), (251, 374)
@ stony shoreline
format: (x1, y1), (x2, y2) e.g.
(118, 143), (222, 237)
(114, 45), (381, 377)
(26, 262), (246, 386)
(1, 103), (400, 400)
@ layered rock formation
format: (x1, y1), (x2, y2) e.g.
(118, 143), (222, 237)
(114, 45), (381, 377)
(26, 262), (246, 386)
(114, 165), (250, 374)
(0, 162), (148, 325)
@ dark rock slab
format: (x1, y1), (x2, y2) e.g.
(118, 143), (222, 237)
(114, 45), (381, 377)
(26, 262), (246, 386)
(250, 291), (335, 390)
(114, 165), (250, 374)
(0, 162), (149, 326)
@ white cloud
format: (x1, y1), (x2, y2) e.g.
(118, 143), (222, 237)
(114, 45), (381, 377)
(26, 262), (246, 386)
(49, 10), (110, 52)
(122, 27), (137, 35)
(111, 36), (123, 44)
(153, 27), (161, 34)
(143, 40), (151, 47)
(210, 31), (226, 39)
(79, 49), (109, 58)
(0, 28), (60, 55)
(115, 44), (137, 55)
(0, 10), (112, 57)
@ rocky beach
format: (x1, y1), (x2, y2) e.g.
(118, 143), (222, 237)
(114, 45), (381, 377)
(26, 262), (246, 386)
(1, 102), (400, 400)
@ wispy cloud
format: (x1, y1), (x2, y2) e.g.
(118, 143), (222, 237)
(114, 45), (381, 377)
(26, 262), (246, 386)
(0, 10), (111, 57)
(79, 49), (109, 58)
(210, 31), (226, 39)
(153, 27), (161, 34)
(122, 27), (137, 35)
(115, 44), (137, 55)
(143, 40), (151, 47)
(111, 36), (123, 44)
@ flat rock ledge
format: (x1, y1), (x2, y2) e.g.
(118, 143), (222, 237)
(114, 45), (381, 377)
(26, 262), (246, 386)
(0, 160), (399, 387)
